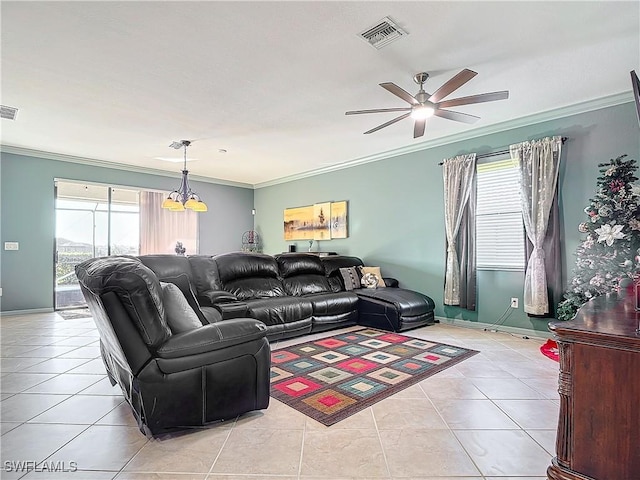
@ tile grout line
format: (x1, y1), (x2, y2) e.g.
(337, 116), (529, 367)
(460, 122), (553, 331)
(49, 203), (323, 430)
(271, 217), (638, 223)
(369, 405), (392, 480)
(205, 415), (238, 477)
(419, 378), (485, 478)
(296, 411), (307, 480)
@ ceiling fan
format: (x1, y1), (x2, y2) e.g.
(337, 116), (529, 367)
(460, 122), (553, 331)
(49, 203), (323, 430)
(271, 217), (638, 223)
(345, 69), (509, 138)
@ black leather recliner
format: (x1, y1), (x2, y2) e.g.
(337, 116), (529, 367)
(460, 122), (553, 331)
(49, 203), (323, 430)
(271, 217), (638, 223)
(275, 254), (359, 332)
(75, 256), (271, 436)
(214, 252), (314, 340)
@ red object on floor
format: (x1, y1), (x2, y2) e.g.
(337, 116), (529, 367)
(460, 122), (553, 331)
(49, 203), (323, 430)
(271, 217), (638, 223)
(540, 339), (559, 362)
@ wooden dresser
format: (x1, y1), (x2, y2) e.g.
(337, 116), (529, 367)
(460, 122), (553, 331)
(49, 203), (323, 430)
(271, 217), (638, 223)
(547, 294), (640, 480)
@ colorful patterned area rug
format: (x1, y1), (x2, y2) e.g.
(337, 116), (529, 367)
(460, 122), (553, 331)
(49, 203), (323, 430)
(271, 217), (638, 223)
(270, 328), (479, 426)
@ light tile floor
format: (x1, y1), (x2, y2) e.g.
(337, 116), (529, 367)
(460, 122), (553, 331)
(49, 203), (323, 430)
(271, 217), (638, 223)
(1, 311), (559, 479)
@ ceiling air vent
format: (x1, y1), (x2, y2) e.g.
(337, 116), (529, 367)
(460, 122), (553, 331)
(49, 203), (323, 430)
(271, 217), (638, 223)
(1, 105), (19, 121)
(359, 17), (408, 50)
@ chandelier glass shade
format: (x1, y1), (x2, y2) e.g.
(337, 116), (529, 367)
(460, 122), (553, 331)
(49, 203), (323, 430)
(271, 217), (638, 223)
(161, 140), (208, 212)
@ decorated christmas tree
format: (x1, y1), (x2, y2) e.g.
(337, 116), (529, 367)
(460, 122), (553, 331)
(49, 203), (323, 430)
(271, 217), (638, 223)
(557, 154), (640, 321)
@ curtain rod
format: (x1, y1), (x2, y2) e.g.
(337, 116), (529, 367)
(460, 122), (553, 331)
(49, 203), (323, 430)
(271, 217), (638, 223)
(438, 136), (568, 165)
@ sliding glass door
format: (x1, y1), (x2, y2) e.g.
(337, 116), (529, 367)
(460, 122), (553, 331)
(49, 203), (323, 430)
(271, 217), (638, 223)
(54, 180), (199, 310)
(54, 181), (140, 310)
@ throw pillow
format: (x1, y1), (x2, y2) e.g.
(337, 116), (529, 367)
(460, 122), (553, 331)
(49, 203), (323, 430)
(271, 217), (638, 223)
(160, 274), (208, 324)
(359, 266), (386, 288)
(339, 267), (362, 291)
(160, 281), (203, 334)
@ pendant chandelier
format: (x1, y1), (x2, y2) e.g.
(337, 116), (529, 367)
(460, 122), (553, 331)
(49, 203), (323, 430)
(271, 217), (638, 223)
(161, 140), (208, 212)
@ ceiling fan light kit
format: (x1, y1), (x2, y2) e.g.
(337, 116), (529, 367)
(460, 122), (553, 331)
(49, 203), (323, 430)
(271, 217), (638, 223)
(161, 140), (208, 212)
(346, 69), (509, 138)
(410, 105), (434, 120)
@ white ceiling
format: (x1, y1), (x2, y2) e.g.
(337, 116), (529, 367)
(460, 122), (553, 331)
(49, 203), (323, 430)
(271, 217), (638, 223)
(1, 1), (638, 187)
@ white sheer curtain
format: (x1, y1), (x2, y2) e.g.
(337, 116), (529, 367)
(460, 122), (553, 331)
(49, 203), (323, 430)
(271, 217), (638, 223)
(442, 153), (477, 305)
(139, 191), (198, 255)
(510, 136), (562, 314)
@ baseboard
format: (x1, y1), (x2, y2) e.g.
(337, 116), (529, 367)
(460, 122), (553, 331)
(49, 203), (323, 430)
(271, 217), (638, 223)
(1, 307), (55, 316)
(435, 316), (554, 340)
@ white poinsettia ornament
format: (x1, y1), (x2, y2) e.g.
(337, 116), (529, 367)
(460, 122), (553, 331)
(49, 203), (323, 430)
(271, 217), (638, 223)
(594, 223), (625, 246)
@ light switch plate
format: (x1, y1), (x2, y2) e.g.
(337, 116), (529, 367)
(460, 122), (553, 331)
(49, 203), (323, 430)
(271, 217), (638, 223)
(4, 242), (19, 251)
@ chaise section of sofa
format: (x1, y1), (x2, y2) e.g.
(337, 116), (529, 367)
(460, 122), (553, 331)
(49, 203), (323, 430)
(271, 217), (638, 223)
(321, 255), (436, 332)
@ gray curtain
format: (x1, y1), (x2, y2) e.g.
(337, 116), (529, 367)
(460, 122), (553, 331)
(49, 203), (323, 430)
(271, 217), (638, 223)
(510, 136), (562, 315)
(455, 174), (477, 310)
(525, 187), (562, 317)
(442, 153), (477, 306)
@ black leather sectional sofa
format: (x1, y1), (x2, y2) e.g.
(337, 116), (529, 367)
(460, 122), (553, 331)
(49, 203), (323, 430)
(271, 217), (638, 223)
(75, 252), (436, 434)
(140, 252), (436, 341)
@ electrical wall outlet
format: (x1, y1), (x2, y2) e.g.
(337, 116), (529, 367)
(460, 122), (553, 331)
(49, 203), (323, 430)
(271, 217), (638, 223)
(510, 298), (519, 308)
(4, 242), (19, 251)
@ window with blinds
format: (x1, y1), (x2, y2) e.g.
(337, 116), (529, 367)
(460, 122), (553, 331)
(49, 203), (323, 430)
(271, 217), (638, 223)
(476, 158), (525, 270)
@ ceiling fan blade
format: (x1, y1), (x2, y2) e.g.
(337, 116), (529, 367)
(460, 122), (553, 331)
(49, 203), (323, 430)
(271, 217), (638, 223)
(380, 83), (419, 105)
(429, 69), (478, 103)
(364, 112), (412, 134)
(437, 91), (509, 109)
(345, 107), (412, 115)
(434, 109), (480, 124)
(413, 119), (426, 138)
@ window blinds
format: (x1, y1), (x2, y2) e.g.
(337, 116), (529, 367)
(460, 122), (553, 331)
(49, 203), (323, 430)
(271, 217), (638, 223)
(476, 158), (525, 270)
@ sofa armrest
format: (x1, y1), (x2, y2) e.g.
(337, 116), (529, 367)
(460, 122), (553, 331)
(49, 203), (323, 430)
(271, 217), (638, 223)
(383, 277), (399, 288)
(197, 290), (238, 307)
(215, 301), (249, 319)
(156, 318), (267, 359)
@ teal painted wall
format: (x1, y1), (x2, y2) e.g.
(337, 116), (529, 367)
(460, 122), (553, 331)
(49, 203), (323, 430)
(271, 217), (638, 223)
(254, 102), (640, 333)
(0, 153), (254, 312)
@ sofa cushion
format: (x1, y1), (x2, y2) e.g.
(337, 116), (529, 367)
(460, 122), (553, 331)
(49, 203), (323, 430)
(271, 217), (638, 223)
(360, 266), (386, 288)
(160, 282), (203, 334)
(356, 288), (435, 316)
(215, 252), (280, 282)
(339, 267), (362, 291)
(304, 291), (359, 316)
(282, 275), (331, 296)
(277, 253), (325, 277)
(139, 255), (193, 280)
(277, 254), (332, 296)
(138, 255), (212, 324)
(244, 297), (313, 326)
(215, 252), (286, 300)
(321, 256), (365, 292)
(224, 278), (286, 300)
(186, 255), (232, 305)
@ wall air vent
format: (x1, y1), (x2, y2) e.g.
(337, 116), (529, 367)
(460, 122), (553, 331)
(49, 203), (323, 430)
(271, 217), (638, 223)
(1, 105), (19, 120)
(359, 16), (408, 50)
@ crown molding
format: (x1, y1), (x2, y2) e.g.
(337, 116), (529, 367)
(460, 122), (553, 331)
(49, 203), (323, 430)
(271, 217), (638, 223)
(1, 92), (633, 191)
(254, 91), (634, 189)
(0, 145), (253, 189)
